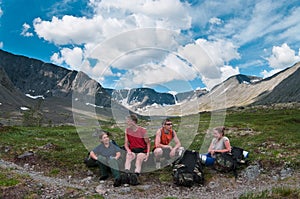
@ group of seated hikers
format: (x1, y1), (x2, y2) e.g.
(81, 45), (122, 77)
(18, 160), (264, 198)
(87, 114), (240, 187)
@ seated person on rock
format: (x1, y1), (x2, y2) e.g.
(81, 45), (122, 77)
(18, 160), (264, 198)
(153, 118), (184, 169)
(123, 114), (150, 184)
(199, 126), (231, 166)
(89, 130), (122, 187)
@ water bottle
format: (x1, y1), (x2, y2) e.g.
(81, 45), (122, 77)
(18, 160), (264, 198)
(199, 154), (215, 166)
(199, 154), (207, 164)
(243, 150), (249, 158)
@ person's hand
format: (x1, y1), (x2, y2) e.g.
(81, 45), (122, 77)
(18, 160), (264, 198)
(144, 153), (150, 162)
(112, 156), (119, 160)
(170, 148), (176, 158)
(127, 150), (134, 158)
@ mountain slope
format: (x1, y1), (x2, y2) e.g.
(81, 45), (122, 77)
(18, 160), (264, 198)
(0, 50), (116, 125)
(0, 67), (32, 107)
(1, 49), (299, 120)
(138, 62), (300, 116)
(253, 63), (300, 104)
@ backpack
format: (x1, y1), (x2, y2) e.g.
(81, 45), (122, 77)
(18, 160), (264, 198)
(83, 153), (98, 167)
(172, 150), (204, 187)
(213, 146), (247, 178)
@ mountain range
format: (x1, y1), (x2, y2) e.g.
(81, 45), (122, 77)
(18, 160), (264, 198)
(0, 49), (299, 125)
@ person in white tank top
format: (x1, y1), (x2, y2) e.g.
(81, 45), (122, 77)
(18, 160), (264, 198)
(199, 126), (231, 165)
(208, 126), (231, 158)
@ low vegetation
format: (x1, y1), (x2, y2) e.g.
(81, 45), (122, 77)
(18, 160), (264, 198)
(0, 105), (299, 198)
(240, 186), (300, 199)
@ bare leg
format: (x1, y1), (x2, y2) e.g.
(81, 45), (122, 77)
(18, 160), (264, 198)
(125, 152), (136, 171)
(153, 148), (163, 162)
(134, 153), (146, 173)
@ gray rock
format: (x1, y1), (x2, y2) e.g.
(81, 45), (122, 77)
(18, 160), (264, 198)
(95, 184), (107, 195)
(243, 164), (261, 181)
(17, 151), (34, 159)
(280, 167), (293, 179)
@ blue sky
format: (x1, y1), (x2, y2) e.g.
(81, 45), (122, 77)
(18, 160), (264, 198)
(1, 0), (300, 93)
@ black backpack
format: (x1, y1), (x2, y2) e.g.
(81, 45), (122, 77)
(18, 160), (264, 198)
(172, 150), (204, 187)
(213, 146), (247, 178)
(83, 153), (98, 167)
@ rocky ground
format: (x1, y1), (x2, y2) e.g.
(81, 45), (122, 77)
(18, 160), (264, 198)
(1, 157), (299, 199)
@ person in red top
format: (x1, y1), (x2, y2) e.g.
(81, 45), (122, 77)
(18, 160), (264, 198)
(153, 118), (184, 169)
(124, 114), (150, 184)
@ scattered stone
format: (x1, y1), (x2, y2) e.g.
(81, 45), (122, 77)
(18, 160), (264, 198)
(118, 187), (131, 193)
(4, 146), (11, 153)
(243, 164), (261, 181)
(81, 176), (92, 184)
(41, 142), (55, 150)
(208, 181), (219, 189)
(24, 163), (30, 170)
(17, 151), (34, 159)
(137, 184), (151, 191)
(280, 167), (293, 179)
(95, 184), (107, 195)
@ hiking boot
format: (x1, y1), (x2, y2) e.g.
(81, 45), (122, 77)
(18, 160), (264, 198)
(113, 177), (122, 187)
(120, 172), (130, 185)
(129, 173), (139, 186)
(99, 175), (109, 181)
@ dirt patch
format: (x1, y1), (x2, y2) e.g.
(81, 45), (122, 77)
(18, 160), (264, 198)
(1, 158), (299, 199)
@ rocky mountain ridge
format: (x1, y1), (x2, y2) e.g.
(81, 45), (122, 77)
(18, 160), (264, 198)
(134, 62), (300, 116)
(0, 49), (299, 123)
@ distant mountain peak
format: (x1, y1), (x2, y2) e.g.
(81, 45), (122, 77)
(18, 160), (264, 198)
(227, 74), (262, 84)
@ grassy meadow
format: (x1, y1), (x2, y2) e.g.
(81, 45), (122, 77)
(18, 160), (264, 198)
(0, 106), (299, 198)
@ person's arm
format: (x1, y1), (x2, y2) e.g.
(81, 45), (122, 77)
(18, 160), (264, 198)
(143, 130), (151, 161)
(208, 140), (214, 154)
(115, 151), (121, 160)
(169, 130), (181, 157)
(89, 151), (98, 160)
(124, 131), (131, 153)
(172, 130), (181, 150)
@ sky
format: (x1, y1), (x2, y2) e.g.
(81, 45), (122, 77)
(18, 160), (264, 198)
(1, 0), (300, 93)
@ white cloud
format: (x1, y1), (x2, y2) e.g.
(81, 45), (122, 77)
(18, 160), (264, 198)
(33, 16), (104, 45)
(0, 41), (3, 48)
(51, 47), (83, 69)
(235, 1), (282, 45)
(21, 23), (33, 37)
(265, 7), (300, 43)
(91, 0), (191, 30)
(260, 68), (282, 79)
(209, 17), (222, 25)
(178, 38), (240, 89)
(29, 0), (300, 91)
(202, 65), (240, 89)
(0, 6), (3, 18)
(33, 0), (191, 46)
(112, 51), (197, 89)
(32, 0), (195, 90)
(267, 43), (300, 69)
(262, 43), (300, 78)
